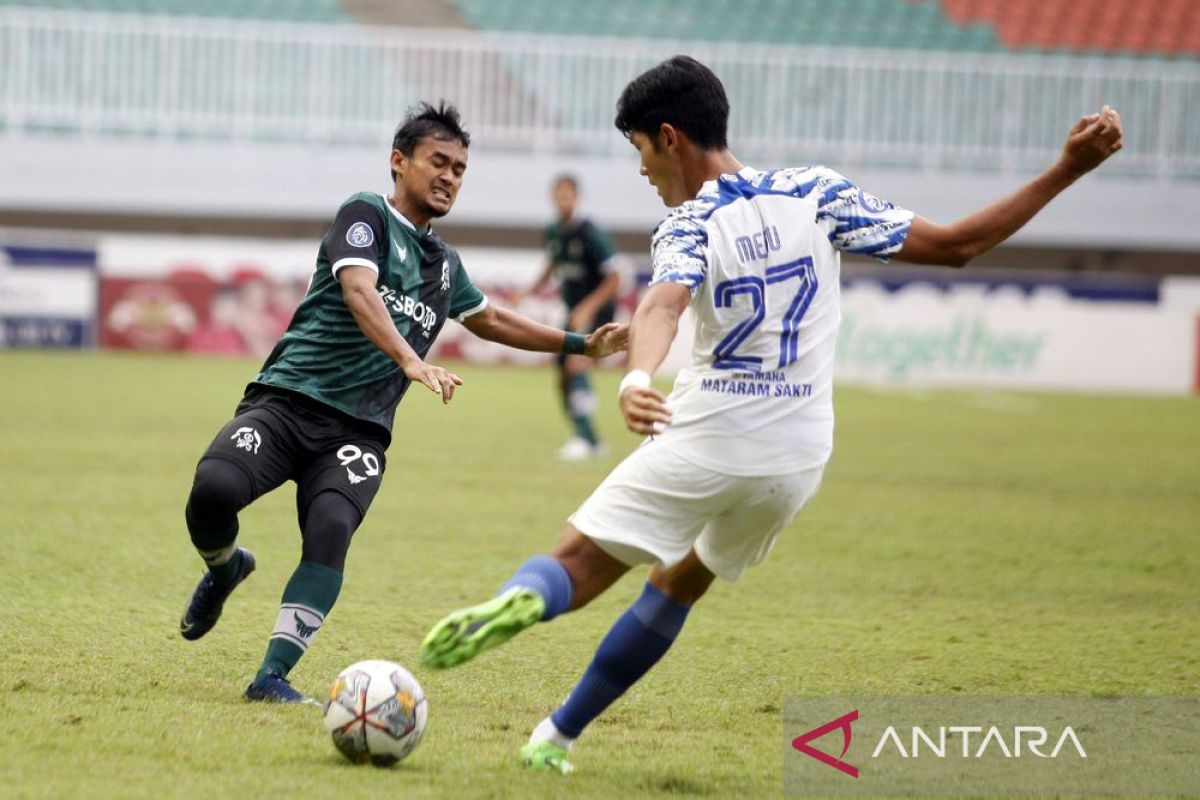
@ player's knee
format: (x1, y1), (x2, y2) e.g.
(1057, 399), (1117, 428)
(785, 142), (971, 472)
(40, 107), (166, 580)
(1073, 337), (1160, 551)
(650, 560), (715, 607)
(186, 459), (252, 533)
(551, 530), (628, 609)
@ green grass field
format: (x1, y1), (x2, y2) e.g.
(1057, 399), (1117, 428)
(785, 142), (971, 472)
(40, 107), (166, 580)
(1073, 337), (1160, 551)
(0, 351), (1196, 799)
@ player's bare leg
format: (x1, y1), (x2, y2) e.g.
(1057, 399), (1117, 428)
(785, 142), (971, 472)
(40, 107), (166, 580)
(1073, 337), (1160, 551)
(419, 526), (628, 669)
(550, 525), (631, 609)
(647, 549), (716, 605)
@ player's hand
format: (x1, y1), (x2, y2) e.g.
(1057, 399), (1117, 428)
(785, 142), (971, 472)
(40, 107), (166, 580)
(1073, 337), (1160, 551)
(584, 322), (629, 358)
(1059, 105), (1123, 178)
(404, 360), (463, 404)
(620, 385), (672, 435)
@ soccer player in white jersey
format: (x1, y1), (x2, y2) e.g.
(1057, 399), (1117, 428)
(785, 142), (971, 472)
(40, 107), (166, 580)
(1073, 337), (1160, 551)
(420, 56), (1124, 773)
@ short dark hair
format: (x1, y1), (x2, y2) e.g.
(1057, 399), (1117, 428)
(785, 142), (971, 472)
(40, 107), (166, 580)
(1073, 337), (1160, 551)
(391, 101), (471, 180)
(614, 55), (729, 150)
(552, 173), (579, 191)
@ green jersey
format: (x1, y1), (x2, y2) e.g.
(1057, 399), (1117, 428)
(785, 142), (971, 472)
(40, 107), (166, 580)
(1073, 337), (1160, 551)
(253, 192), (487, 438)
(544, 217), (617, 309)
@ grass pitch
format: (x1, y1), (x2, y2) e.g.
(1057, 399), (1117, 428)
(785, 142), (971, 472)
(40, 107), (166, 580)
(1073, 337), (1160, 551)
(0, 351), (1196, 799)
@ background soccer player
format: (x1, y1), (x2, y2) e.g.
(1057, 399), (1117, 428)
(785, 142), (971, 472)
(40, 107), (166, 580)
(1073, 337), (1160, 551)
(420, 56), (1124, 773)
(178, 102), (626, 703)
(516, 175), (621, 461)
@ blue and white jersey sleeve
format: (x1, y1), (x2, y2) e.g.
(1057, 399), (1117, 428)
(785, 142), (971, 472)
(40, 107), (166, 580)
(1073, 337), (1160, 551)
(786, 167), (913, 262)
(648, 202), (711, 296)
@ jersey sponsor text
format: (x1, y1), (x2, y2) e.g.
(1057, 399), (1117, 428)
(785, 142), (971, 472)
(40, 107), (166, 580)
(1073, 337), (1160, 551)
(378, 283), (438, 336)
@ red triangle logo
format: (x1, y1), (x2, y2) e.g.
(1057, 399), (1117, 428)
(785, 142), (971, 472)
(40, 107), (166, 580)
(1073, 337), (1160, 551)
(791, 709), (859, 779)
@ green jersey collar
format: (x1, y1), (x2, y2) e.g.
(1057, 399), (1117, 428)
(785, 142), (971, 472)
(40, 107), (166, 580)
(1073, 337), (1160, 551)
(381, 193), (432, 235)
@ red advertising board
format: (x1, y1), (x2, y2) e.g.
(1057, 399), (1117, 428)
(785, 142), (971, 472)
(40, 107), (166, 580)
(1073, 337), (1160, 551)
(99, 271), (305, 355)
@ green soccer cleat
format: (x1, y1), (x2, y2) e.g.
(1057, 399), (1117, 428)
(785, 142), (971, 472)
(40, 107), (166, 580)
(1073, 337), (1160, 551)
(419, 587), (546, 669)
(520, 740), (575, 775)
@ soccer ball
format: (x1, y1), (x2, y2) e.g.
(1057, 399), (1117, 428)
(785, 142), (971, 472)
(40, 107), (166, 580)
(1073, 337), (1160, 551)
(322, 659), (428, 766)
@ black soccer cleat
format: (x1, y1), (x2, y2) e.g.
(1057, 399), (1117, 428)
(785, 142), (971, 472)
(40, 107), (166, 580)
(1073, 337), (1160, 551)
(244, 672), (312, 704)
(179, 548), (256, 641)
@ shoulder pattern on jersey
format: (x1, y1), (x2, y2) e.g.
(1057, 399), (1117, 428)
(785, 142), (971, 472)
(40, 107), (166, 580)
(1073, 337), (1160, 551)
(774, 166), (913, 260)
(648, 170), (780, 292)
(650, 194), (718, 293)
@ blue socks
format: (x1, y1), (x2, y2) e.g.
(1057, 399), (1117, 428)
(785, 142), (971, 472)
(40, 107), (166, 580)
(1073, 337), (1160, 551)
(551, 582), (690, 739)
(502, 555), (574, 620)
(500, 562), (692, 740)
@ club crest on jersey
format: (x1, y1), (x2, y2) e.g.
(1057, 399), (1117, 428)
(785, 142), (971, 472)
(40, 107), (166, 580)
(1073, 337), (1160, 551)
(440, 260), (450, 291)
(857, 188), (891, 214)
(346, 221), (375, 248)
(391, 235), (407, 262)
(231, 426), (261, 454)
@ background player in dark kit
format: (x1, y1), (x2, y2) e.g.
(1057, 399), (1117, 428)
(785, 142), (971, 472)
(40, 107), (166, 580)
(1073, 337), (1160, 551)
(518, 175), (621, 460)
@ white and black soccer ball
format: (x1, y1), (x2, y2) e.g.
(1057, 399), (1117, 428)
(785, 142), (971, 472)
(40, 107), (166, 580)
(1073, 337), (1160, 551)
(322, 659), (428, 767)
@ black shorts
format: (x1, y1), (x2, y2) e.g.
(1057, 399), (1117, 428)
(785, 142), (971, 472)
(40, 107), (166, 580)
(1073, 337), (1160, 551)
(197, 385), (388, 518)
(557, 301), (616, 368)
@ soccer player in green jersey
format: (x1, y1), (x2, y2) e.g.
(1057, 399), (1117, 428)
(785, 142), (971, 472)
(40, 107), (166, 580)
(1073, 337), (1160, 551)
(517, 175), (621, 461)
(178, 102), (627, 703)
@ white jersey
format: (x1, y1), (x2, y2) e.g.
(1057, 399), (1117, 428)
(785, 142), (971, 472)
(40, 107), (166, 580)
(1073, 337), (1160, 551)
(649, 166), (913, 476)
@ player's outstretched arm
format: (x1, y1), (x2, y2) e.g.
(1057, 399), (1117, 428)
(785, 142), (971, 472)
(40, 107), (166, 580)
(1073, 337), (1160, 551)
(618, 282), (690, 435)
(461, 304), (628, 358)
(339, 266), (462, 404)
(896, 105), (1124, 267)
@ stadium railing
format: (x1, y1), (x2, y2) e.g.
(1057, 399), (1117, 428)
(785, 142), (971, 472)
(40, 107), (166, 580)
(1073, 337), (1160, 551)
(1, 8), (1198, 181)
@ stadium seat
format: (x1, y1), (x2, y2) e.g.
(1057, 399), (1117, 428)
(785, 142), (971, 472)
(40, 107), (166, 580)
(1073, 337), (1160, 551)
(0, 0), (350, 22)
(446, 0), (1200, 58)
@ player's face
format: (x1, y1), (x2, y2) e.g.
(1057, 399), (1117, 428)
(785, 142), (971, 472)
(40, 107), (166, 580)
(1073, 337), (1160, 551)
(552, 180), (577, 220)
(630, 129), (687, 207)
(392, 137), (468, 223)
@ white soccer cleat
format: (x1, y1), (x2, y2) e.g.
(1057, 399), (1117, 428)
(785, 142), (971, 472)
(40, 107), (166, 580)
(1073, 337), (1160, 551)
(555, 437), (607, 462)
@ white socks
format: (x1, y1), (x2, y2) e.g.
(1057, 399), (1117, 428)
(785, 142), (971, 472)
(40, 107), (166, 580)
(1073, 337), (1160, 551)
(530, 716), (574, 750)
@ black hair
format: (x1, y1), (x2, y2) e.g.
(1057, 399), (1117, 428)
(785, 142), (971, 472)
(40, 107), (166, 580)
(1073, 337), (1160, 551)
(552, 173), (579, 191)
(614, 55), (729, 150)
(390, 101), (471, 181)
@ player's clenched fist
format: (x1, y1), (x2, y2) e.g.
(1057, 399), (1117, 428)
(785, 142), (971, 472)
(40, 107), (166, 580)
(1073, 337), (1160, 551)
(1060, 105), (1123, 178)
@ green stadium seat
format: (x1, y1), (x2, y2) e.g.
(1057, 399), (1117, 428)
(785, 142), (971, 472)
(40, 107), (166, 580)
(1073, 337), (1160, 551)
(0, 0), (350, 22)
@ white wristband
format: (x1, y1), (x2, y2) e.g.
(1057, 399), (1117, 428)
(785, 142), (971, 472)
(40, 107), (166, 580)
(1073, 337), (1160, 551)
(618, 369), (652, 398)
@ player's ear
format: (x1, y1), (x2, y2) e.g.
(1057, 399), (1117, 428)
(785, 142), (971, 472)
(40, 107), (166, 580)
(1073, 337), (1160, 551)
(658, 123), (680, 153)
(390, 149), (406, 179)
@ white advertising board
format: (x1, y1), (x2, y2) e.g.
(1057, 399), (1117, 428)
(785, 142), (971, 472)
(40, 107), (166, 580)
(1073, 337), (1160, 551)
(834, 284), (1195, 395)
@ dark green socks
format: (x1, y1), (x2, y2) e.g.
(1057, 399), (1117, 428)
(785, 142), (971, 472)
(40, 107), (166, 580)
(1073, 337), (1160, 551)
(255, 561), (343, 683)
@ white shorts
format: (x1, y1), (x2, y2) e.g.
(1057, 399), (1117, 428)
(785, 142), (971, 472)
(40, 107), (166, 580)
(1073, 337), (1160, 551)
(568, 441), (825, 582)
